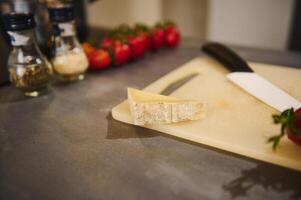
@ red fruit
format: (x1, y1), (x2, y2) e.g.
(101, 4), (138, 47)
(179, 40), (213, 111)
(82, 43), (96, 58)
(268, 107), (301, 149)
(127, 35), (145, 60)
(286, 108), (301, 145)
(89, 49), (111, 70)
(113, 42), (131, 66)
(287, 130), (301, 146)
(100, 37), (114, 49)
(164, 26), (181, 48)
(151, 28), (164, 50)
(164, 25), (177, 34)
(134, 24), (151, 53)
(139, 32), (151, 52)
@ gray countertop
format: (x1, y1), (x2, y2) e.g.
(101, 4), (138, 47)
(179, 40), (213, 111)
(1, 40), (301, 200)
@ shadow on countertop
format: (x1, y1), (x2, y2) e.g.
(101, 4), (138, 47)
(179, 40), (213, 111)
(0, 86), (54, 104)
(106, 113), (159, 139)
(223, 163), (301, 199)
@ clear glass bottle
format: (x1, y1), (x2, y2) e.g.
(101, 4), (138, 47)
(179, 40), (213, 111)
(48, 4), (88, 82)
(3, 13), (53, 97)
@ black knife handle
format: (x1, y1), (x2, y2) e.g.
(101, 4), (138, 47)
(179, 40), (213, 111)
(202, 42), (253, 72)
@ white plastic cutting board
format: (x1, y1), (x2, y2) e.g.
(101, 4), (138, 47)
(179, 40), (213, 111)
(112, 57), (301, 171)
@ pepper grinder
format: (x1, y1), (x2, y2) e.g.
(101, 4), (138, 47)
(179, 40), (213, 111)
(3, 13), (53, 97)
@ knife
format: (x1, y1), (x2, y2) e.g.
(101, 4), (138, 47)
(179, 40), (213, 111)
(202, 42), (301, 112)
(160, 73), (199, 95)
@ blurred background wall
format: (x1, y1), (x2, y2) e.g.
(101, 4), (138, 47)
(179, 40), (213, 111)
(87, 0), (295, 51)
(207, 0), (294, 50)
(88, 0), (162, 27)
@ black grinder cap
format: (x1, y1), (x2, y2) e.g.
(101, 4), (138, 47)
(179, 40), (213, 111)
(48, 4), (74, 23)
(2, 13), (36, 31)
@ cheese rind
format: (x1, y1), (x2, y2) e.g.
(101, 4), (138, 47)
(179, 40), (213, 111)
(128, 88), (204, 125)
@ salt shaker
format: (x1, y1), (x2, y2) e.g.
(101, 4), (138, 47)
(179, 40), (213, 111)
(3, 13), (53, 97)
(48, 4), (88, 82)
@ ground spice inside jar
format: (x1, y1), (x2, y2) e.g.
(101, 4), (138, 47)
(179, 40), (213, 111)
(9, 63), (53, 91)
(52, 51), (88, 75)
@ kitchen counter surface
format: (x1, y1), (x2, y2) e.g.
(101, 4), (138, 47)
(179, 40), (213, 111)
(1, 39), (301, 200)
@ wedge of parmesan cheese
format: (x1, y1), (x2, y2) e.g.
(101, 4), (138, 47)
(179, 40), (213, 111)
(128, 88), (204, 125)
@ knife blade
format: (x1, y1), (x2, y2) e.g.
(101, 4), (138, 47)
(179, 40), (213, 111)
(160, 73), (199, 95)
(202, 42), (301, 111)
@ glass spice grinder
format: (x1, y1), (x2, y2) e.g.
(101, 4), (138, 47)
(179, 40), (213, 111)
(48, 4), (88, 82)
(2, 13), (53, 97)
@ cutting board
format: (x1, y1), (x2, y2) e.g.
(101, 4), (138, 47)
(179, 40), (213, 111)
(112, 57), (301, 171)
